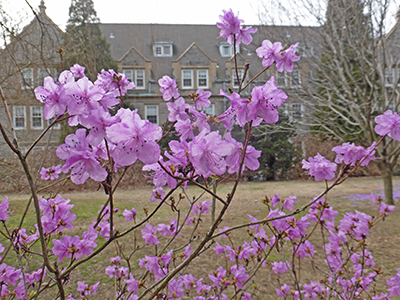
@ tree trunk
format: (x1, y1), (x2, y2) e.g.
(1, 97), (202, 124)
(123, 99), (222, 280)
(380, 164), (395, 205)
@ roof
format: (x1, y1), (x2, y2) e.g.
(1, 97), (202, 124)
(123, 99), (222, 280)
(99, 23), (320, 80)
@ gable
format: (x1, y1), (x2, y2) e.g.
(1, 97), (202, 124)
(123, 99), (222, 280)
(179, 45), (211, 66)
(121, 47), (147, 66)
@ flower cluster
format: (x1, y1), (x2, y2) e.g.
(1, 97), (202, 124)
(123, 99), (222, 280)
(216, 9), (257, 46)
(3, 7), (399, 300)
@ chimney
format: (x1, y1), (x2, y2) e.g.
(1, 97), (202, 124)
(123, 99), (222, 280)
(39, 0), (46, 15)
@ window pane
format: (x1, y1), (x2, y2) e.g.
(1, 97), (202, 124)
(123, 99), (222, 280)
(123, 69), (133, 82)
(164, 45), (171, 55)
(136, 70), (145, 88)
(233, 69), (244, 87)
(197, 70), (208, 87)
(155, 46), (162, 55)
(146, 105), (158, 124)
(14, 106), (25, 128)
(31, 106), (43, 129)
(182, 70), (193, 87)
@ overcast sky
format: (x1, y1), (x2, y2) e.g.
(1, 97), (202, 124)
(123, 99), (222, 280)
(3, 0), (271, 30)
(2, 0), (399, 32)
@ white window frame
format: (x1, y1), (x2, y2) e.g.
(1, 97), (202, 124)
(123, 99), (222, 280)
(291, 103), (303, 120)
(135, 69), (145, 89)
(13, 106), (26, 130)
(123, 69), (134, 82)
(233, 69), (245, 88)
(30, 106), (43, 130)
(37, 68), (51, 87)
(145, 105), (159, 125)
(203, 104), (215, 116)
(182, 69), (194, 89)
(276, 71), (287, 87)
(291, 69), (301, 88)
(197, 69), (209, 89)
(47, 116), (61, 129)
(21, 68), (33, 89)
(153, 43), (173, 57)
(219, 43), (239, 57)
(385, 68), (395, 87)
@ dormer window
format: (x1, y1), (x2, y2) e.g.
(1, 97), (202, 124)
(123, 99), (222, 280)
(219, 42), (239, 57)
(153, 42), (173, 57)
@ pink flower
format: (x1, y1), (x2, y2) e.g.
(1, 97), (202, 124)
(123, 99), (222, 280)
(34, 76), (67, 120)
(302, 153), (337, 181)
(122, 208), (136, 222)
(167, 97), (190, 122)
(194, 201), (212, 215)
(282, 195), (297, 211)
(70, 64), (85, 79)
(141, 223), (159, 245)
(216, 9), (243, 41)
(183, 244), (193, 259)
(276, 43), (300, 73)
(231, 265), (249, 289)
(188, 130), (233, 177)
(52, 235), (81, 263)
(0, 197), (10, 221)
(192, 89), (211, 110)
(256, 40), (283, 68)
(150, 187), (165, 202)
(106, 108), (162, 167)
(40, 165), (62, 180)
(387, 268), (400, 297)
(375, 110), (400, 141)
(248, 77), (287, 124)
(272, 261), (290, 274)
(56, 129), (108, 184)
(158, 75), (180, 101)
(224, 133), (261, 174)
(125, 274), (138, 294)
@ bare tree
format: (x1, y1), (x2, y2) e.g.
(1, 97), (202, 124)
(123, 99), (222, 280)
(260, 0), (400, 204)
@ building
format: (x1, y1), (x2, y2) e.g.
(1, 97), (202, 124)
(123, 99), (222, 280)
(0, 1), (318, 157)
(99, 23), (317, 126)
(0, 1), (62, 156)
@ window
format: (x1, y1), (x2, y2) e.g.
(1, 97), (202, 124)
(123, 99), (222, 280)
(21, 68), (33, 89)
(276, 71), (287, 87)
(135, 70), (145, 89)
(145, 105), (159, 125)
(219, 43), (239, 57)
(197, 70), (209, 89)
(385, 68), (395, 86)
(233, 69), (245, 88)
(13, 106), (26, 129)
(291, 69), (301, 87)
(182, 70), (193, 89)
(203, 104), (215, 115)
(37, 68), (51, 86)
(30, 106), (43, 129)
(123, 69), (134, 94)
(48, 116), (61, 129)
(153, 43), (173, 57)
(291, 103), (303, 120)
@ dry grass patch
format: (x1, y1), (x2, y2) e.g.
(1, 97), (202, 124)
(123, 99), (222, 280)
(1, 176), (399, 299)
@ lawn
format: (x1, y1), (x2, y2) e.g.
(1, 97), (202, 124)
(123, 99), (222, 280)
(2, 176), (400, 299)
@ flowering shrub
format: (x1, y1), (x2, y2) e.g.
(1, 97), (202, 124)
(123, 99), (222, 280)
(0, 8), (398, 300)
